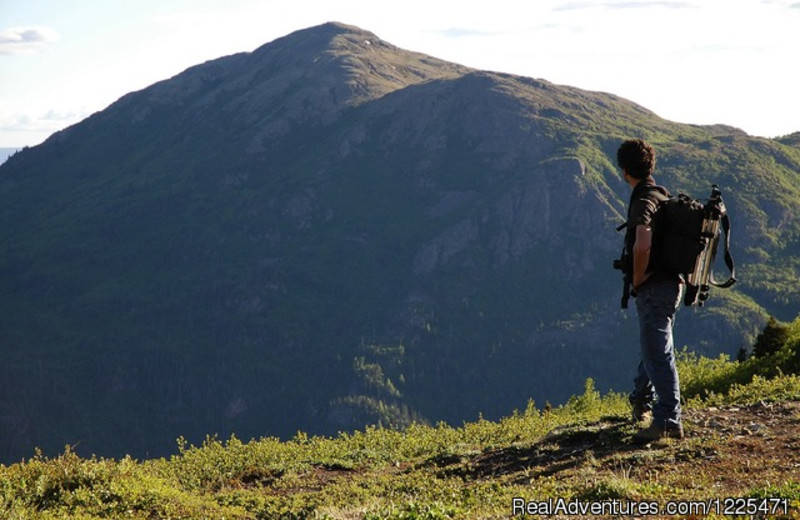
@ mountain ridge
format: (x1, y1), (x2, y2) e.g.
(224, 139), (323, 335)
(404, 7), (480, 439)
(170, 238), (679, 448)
(1, 22), (799, 463)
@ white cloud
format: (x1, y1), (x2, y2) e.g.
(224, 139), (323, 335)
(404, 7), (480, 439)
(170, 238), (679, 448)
(554, 0), (693, 11)
(436, 27), (509, 38)
(0, 108), (87, 147)
(0, 26), (59, 55)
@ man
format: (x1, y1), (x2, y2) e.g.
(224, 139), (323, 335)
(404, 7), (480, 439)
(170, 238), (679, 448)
(617, 139), (684, 443)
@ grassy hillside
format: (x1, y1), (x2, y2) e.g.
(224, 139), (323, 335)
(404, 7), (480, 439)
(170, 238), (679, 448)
(2, 319), (799, 519)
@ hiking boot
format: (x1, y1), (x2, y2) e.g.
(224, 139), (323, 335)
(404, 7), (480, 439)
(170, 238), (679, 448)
(633, 422), (684, 444)
(631, 401), (653, 423)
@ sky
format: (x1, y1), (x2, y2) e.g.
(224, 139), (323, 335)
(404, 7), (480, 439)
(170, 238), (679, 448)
(1, 0), (799, 149)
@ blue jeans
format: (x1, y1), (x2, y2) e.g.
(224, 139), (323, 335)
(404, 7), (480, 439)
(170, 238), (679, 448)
(631, 279), (682, 428)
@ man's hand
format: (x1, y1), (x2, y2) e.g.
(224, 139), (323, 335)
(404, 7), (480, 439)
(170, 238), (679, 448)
(632, 224), (653, 290)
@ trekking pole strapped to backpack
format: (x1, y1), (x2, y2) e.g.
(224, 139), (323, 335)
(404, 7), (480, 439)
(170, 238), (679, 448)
(684, 185), (736, 306)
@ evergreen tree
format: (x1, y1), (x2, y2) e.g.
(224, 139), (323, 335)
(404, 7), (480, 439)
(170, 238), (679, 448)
(752, 317), (790, 358)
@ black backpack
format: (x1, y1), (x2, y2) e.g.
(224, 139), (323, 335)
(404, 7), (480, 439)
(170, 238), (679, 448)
(616, 184), (736, 307)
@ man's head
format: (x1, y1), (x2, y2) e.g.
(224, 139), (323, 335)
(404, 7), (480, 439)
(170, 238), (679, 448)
(617, 139), (656, 180)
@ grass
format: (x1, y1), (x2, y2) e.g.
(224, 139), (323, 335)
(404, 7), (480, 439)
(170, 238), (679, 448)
(2, 320), (800, 519)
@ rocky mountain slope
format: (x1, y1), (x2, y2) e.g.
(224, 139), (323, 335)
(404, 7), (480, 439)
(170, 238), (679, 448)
(1, 22), (799, 463)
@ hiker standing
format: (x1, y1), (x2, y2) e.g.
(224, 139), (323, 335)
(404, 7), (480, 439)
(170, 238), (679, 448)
(617, 139), (684, 443)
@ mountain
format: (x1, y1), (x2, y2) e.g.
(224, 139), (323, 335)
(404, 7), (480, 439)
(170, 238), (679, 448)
(1, 22), (799, 463)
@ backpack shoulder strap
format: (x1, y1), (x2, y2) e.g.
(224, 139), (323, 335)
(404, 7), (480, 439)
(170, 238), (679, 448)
(649, 186), (671, 203)
(709, 211), (736, 288)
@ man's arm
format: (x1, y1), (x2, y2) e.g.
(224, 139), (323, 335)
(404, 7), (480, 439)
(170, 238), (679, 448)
(632, 224), (652, 290)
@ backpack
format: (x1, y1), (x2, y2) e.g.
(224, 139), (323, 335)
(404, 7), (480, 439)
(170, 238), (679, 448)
(616, 184), (736, 307)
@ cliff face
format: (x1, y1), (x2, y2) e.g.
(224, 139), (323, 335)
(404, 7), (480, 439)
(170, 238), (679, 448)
(1, 22), (798, 462)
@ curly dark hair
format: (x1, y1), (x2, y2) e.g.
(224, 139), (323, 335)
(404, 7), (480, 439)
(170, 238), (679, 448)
(617, 139), (656, 180)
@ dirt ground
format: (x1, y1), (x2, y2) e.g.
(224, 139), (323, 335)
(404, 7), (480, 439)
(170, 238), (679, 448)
(442, 400), (800, 518)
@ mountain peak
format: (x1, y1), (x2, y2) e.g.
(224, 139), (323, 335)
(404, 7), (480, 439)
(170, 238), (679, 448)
(254, 21), (380, 54)
(247, 21), (471, 108)
(35, 22), (471, 154)
(122, 22), (469, 134)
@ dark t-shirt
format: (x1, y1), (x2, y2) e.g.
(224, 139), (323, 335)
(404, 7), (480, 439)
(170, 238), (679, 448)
(628, 177), (663, 229)
(626, 177), (681, 285)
